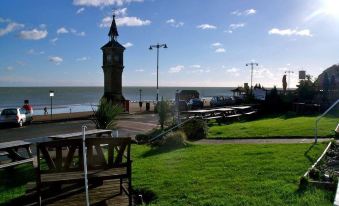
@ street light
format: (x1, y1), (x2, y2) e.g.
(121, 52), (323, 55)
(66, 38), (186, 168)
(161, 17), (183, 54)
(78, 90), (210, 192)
(149, 43), (168, 102)
(49, 90), (54, 120)
(245, 62), (259, 94)
(139, 89), (142, 111)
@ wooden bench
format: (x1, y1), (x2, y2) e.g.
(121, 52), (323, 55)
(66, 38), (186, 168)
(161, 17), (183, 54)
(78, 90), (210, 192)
(0, 140), (34, 169)
(35, 137), (132, 206)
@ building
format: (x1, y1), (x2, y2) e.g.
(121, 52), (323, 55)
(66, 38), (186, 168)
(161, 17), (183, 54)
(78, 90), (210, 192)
(101, 14), (125, 104)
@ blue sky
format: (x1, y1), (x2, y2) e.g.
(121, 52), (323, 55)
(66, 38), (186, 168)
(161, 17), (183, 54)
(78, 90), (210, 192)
(0, 0), (339, 87)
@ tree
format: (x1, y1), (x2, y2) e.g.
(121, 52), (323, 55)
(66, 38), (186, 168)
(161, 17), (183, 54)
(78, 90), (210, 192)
(296, 75), (317, 103)
(330, 75), (336, 90)
(158, 97), (170, 130)
(323, 72), (330, 92)
(282, 75), (287, 94)
(91, 98), (123, 129)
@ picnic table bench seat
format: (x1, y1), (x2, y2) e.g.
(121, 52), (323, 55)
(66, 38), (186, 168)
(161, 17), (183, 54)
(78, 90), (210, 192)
(35, 137), (132, 206)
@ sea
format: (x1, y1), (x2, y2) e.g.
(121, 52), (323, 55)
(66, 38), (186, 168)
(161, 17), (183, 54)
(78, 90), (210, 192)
(0, 87), (234, 115)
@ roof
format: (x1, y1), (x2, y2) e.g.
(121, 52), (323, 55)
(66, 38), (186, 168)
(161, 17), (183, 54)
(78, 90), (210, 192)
(231, 87), (246, 92)
(101, 40), (125, 50)
(108, 15), (119, 38)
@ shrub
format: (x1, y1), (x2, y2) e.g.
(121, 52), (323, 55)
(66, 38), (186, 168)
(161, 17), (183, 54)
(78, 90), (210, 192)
(309, 168), (321, 180)
(299, 176), (309, 190)
(91, 98), (123, 129)
(135, 134), (150, 144)
(161, 131), (186, 148)
(182, 119), (208, 140)
(157, 98), (171, 129)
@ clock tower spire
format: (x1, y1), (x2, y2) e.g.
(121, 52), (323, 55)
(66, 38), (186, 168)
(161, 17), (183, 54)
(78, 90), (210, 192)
(101, 12), (125, 104)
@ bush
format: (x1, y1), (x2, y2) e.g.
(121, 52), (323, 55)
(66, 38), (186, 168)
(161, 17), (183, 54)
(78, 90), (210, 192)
(135, 134), (150, 144)
(91, 98), (123, 129)
(299, 176), (309, 190)
(161, 131), (186, 148)
(182, 119), (208, 140)
(309, 168), (321, 180)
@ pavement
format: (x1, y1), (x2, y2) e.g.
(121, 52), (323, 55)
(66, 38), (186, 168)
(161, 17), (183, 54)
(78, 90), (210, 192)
(0, 113), (159, 143)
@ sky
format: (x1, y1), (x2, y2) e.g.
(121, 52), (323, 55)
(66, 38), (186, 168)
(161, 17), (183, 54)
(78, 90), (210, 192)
(0, 0), (339, 88)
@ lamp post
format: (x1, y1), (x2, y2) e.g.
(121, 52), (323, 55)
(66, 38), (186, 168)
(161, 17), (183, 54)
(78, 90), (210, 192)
(149, 43), (168, 102)
(245, 62), (259, 94)
(139, 89), (142, 111)
(49, 90), (54, 120)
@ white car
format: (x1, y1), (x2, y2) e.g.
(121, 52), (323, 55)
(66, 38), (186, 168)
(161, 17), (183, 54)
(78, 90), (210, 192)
(0, 108), (33, 127)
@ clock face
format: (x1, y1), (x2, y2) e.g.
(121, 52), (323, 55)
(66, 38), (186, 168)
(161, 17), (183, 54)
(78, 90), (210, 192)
(106, 54), (112, 63)
(114, 55), (119, 62)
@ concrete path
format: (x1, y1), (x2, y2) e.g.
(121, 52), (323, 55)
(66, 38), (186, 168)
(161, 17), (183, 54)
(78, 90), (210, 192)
(194, 138), (332, 144)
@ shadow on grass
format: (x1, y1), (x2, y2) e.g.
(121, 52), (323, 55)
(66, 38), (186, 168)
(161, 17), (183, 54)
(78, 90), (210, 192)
(304, 143), (317, 164)
(141, 144), (191, 158)
(133, 187), (157, 205)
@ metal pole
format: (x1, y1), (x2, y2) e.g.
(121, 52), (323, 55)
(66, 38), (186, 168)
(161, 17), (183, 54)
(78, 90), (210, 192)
(156, 45), (159, 102)
(82, 125), (90, 206)
(139, 89), (142, 102)
(50, 96), (52, 120)
(250, 65), (254, 94)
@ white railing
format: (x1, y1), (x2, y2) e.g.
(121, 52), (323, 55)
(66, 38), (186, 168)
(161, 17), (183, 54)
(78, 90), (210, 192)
(314, 99), (339, 143)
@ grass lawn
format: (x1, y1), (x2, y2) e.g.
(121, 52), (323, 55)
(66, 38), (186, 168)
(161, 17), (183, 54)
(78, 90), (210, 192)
(0, 143), (335, 205)
(208, 115), (338, 138)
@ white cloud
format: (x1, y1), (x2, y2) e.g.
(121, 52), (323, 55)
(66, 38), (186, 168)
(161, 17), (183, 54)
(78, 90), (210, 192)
(123, 42), (133, 48)
(197, 24), (217, 30)
(50, 37), (58, 44)
(57, 27), (69, 34)
(229, 23), (245, 30)
(211, 42), (222, 47)
(169, 65), (184, 73)
(4, 66), (14, 71)
(226, 68), (239, 73)
(0, 17), (11, 23)
(268, 28), (313, 37)
(19, 29), (48, 40)
(116, 16), (151, 27)
(73, 0), (143, 7)
(114, 8), (127, 16)
(166, 18), (184, 28)
(76, 7), (85, 14)
(49, 56), (63, 65)
(0, 22), (24, 37)
(100, 16), (151, 27)
(215, 48), (226, 53)
(190, 65), (201, 68)
(76, 57), (89, 61)
(231, 9), (257, 16)
(135, 69), (144, 72)
(27, 49), (45, 55)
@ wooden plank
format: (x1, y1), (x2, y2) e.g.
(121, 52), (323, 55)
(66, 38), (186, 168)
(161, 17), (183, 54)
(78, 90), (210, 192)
(40, 146), (56, 170)
(0, 158), (34, 169)
(49, 129), (112, 139)
(63, 146), (76, 170)
(0, 140), (31, 150)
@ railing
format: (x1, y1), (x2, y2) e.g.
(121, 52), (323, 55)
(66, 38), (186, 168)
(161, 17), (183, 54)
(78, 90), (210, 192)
(149, 118), (193, 143)
(314, 99), (339, 143)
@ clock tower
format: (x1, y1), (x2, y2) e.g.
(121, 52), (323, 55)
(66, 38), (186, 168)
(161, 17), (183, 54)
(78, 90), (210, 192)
(101, 14), (125, 103)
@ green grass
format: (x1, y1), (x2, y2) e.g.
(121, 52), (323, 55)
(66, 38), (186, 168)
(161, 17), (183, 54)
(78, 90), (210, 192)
(0, 143), (335, 205)
(133, 143), (333, 206)
(208, 115), (338, 138)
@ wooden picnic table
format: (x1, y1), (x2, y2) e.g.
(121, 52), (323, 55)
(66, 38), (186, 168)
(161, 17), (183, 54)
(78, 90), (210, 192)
(0, 140), (34, 169)
(49, 129), (112, 140)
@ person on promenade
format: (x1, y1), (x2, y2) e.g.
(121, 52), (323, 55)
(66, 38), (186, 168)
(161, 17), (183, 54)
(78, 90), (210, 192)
(22, 99), (33, 114)
(44, 107), (48, 115)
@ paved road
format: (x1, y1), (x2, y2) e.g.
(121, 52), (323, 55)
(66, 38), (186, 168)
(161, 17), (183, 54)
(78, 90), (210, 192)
(0, 114), (158, 143)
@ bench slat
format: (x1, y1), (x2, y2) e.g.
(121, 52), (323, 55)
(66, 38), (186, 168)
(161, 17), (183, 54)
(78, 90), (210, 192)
(0, 158), (34, 169)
